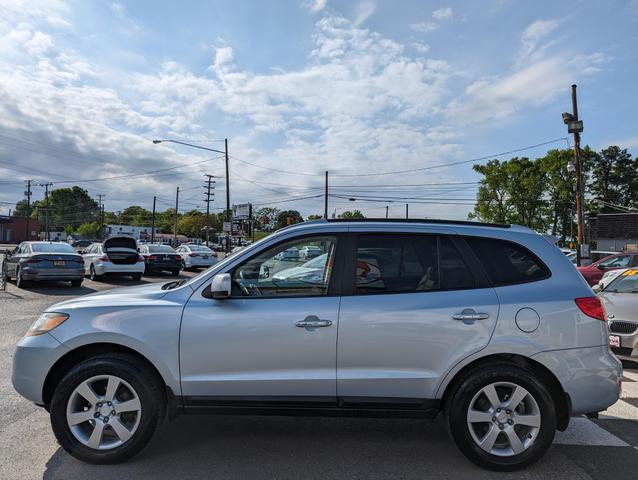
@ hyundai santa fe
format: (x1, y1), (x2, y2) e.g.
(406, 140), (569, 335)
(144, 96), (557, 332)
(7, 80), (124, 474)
(12, 219), (622, 470)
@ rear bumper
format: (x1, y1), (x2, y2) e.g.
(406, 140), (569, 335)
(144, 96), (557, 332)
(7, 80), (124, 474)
(21, 268), (84, 281)
(532, 345), (622, 415)
(94, 262), (145, 276)
(146, 262), (181, 271)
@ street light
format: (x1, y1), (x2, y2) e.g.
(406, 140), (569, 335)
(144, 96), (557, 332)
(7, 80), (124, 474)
(153, 138), (231, 252)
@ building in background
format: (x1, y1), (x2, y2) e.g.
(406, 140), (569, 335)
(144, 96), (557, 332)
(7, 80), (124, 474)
(589, 213), (638, 252)
(0, 216), (40, 243)
(104, 224), (157, 241)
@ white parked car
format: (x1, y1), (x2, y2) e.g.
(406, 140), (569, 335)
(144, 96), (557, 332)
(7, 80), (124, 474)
(82, 237), (145, 281)
(299, 245), (323, 260)
(175, 244), (218, 270)
(593, 268), (629, 292)
(274, 246), (299, 261)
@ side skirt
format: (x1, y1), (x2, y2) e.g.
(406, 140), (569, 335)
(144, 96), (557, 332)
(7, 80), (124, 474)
(180, 396), (440, 419)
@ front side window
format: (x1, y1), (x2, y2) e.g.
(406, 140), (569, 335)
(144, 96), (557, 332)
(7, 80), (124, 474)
(598, 255), (631, 268)
(355, 234), (440, 294)
(232, 236), (337, 297)
(464, 236), (550, 286)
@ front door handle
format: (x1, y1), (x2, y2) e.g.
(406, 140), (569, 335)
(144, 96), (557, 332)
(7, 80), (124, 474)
(296, 316), (333, 328)
(452, 309), (490, 321)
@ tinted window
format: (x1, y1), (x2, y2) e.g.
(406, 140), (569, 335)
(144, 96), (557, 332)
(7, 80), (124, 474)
(355, 235), (439, 294)
(147, 245), (175, 253)
(188, 245), (213, 252)
(464, 237), (549, 286)
(605, 269), (638, 293)
(232, 236), (336, 297)
(440, 236), (475, 290)
(31, 243), (76, 253)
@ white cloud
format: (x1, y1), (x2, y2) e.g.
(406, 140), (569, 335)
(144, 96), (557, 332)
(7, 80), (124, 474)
(307, 0), (327, 13)
(432, 7), (453, 21)
(110, 2), (125, 18)
(410, 6), (454, 33)
(412, 42), (430, 54)
(519, 19), (560, 65)
(353, 0), (377, 26)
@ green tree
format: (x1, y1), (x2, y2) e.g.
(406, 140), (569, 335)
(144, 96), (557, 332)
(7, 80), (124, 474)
(470, 159), (512, 224)
(338, 210), (365, 219)
(76, 222), (101, 239)
(177, 210), (207, 238)
(31, 187), (98, 231)
(118, 206), (152, 226)
(276, 210), (303, 229)
(306, 214), (323, 220)
(587, 146), (637, 211)
(538, 149), (576, 240)
(12, 199), (31, 218)
(254, 207), (281, 231)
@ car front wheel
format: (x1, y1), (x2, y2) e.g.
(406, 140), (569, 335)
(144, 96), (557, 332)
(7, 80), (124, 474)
(50, 353), (164, 464)
(446, 364), (556, 471)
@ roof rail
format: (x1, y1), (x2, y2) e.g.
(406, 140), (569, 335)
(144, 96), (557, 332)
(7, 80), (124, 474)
(325, 218), (511, 228)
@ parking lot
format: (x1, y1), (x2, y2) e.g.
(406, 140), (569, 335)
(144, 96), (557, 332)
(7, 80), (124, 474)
(0, 273), (638, 479)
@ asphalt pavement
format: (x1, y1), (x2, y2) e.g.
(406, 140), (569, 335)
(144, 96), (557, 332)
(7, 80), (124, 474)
(1, 272), (638, 479)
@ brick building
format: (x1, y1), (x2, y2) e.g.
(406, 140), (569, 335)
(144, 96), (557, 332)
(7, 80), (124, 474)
(0, 216), (40, 243)
(589, 213), (638, 252)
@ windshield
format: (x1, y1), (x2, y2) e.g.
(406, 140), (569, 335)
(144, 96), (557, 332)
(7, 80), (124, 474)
(148, 245), (175, 253)
(31, 243), (76, 253)
(605, 269), (638, 293)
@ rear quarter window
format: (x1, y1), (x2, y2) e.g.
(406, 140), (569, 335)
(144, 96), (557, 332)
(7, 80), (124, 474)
(464, 236), (550, 286)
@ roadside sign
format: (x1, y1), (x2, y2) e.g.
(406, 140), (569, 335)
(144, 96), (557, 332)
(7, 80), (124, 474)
(223, 222), (232, 232)
(232, 203), (251, 220)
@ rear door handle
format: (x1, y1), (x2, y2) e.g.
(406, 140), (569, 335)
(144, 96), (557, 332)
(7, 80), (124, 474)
(296, 316), (333, 328)
(452, 309), (489, 321)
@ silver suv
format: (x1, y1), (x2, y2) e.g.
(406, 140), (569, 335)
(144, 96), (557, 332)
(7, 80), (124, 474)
(12, 220), (622, 470)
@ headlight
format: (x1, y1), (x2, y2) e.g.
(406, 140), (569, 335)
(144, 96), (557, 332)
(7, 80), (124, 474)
(26, 312), (69, 336)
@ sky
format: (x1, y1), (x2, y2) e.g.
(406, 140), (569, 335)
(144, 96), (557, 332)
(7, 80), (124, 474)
(1, 0), (637, 221)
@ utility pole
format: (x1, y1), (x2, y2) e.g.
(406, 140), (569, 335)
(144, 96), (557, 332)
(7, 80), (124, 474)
(405, 203), (409, 219)
(203, 174), (215, 247)
(174, 186), (179, 247)
(562, 85), (585, 266)
(324, 171), (329, 219)
(151, 196), (156, 244)
(41, 182), (52, 241)
(24, 180), (32, 240)
(96, 194), (105, 240)
(385, 206), (389, 219)
(224, 138), (231, 252)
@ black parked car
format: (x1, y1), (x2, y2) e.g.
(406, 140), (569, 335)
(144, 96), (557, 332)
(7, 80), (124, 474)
(138, 244), (181, 276)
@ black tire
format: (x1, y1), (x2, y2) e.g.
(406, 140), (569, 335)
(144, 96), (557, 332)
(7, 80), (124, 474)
(89, 264), (99, 282)
(171, 270), (179, 277)
(180, 260), (186, 271)
(15, 266), (26, 288)
(70, 279), (83, 288)
(50, 353), (165, 464)
(131, 273), (142, 281)
(446, 364), (556, 471)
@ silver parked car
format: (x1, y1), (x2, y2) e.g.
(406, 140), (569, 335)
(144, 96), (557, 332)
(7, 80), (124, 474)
(2, 241), (84, 287)
(12, 219), (621, 470)
(598, 268), (638, 359)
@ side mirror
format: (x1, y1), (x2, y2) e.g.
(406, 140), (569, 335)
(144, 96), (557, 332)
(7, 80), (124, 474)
(259, 265), (270, 279)
(596, 264), (605, 270)
(210, 273), (231, 299)
(592, 283), (602, 293)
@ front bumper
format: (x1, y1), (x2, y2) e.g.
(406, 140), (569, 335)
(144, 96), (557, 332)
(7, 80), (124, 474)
(609, 325), (638, 359)
(12, 333), (69, 405)
(532, 345), (622, 415)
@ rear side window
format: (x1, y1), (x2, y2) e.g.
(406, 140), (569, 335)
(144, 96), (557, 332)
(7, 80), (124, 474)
(464, 237), (550, 286)
(354, 234), (476, 294)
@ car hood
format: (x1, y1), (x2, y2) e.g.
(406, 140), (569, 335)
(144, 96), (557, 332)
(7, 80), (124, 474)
(600, 292), (638, 321)
(48, 281), (179, 310)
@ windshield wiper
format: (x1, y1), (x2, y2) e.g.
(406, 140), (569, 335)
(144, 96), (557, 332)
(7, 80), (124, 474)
(162, 279), (186, 290)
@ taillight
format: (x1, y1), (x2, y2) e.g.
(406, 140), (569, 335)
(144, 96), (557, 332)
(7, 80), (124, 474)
(137, 256), (145, 263)
(98, 255), (109, 262)
(148, 255), (158, 260)
(24, 258), (41, 264)
(188, 253), (199, 257)
(575, 297), (606, 321)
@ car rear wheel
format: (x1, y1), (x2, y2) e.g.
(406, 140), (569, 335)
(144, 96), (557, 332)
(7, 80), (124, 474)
(15, 267), (26, 288)
(180, 260), (186, 270)
(446, 364), (556, 471)
(50, 353), (164, 464)
(89, 264), (100, 282)
(131, 273), (142, 281)
(171, 270), (179, 276)
(70, 279), (82, 287)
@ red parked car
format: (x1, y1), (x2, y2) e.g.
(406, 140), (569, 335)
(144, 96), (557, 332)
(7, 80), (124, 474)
(577, 252), (638, 286)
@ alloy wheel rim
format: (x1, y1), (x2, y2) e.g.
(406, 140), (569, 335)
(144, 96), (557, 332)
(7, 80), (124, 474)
(90, 265), (95, 280)
(16, 268), (21, 287)
(466, 381), (541, 457)
(66, 375), (142, 450)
